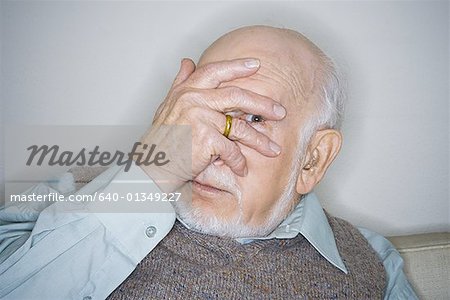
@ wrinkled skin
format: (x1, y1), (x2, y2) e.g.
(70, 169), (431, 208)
(140, 26), (342, 237)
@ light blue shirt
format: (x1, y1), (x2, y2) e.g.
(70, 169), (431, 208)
(0, 164), (417, 299)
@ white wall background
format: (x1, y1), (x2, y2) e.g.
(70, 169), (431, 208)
(1, 1), (448, 236)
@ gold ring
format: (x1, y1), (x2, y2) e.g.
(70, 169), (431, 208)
(223, 115), (232, 138)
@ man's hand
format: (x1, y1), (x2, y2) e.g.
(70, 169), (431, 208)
(139, 58), (286, 192)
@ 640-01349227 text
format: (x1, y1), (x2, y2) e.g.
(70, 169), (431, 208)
(9, 192), (182, 203)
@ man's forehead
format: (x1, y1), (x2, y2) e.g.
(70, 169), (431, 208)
(197, 26), (326, 111)
(210, 57), (319, 113)
(217, 64), (297, 107)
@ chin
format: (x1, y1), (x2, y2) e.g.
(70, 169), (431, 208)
(173, 180), (297, 238)
(173, 198), (278, 238)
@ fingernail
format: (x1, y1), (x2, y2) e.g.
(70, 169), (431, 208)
(269, 141), (281, 154)
(244, 59), (260, 69)
(273, 104), (286, 117)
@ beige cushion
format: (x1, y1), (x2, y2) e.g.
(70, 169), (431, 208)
(388, 232), (450, 300)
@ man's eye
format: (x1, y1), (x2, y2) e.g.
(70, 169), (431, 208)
(245, 114), (264, 123)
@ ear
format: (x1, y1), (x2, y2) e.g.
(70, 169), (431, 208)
(296, 129), (342, 194)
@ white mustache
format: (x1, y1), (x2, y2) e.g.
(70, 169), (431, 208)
(194, 165), (241, 198)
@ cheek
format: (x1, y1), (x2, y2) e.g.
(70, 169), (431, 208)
(236, 146), (294, 222)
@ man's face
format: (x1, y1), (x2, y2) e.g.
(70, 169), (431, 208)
(173, 29), (322, 237)
(175, 62), (314, 237)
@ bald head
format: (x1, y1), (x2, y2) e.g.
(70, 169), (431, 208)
(199, 25), (325, 65)
(198, 26), (332, 109)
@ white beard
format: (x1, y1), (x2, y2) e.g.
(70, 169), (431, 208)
(173, 140), (305, 238)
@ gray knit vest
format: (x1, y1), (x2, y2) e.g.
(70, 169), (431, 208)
(107, 216), (386, 299)
(68, 167), (386, 299)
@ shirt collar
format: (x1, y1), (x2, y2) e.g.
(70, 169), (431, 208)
(177, 192), (348, 274)
(235, 192), (348, 273)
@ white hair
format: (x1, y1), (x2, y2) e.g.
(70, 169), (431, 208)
(281, 27), (346, 133)
(316, 57), (346, 130)
(295, 55), (346, 168)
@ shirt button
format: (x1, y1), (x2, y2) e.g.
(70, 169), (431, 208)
(145, 226), (157, 238)
(83, 296), (92, 300)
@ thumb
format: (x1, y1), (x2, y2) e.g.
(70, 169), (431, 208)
(172, 58), (196, 86)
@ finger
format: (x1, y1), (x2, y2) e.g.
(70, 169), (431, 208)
(192, 86), (287, 120)
(172, 58), (196, 87)
(207, 131), (248, 176)
(191, 108), (281, 157)
(153, 59), (196, 123)
(186, 58), (260, 89)
(225, 117), (281, 156)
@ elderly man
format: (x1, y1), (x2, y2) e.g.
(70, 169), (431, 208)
(0, 26), (416, 299)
